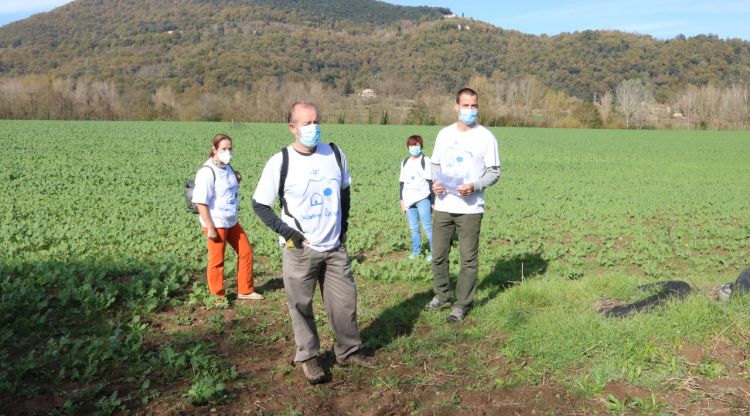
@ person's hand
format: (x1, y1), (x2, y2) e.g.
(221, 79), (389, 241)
(457, 183), (474, 197)
(400, 200), (406, 213)
(432, 180), (446, 195)
(286, 231), (307, 249)
(234, 170), (242, 183)
(207, 226), (219, 241)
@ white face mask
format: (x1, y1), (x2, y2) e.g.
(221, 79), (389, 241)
(218, 150), (232, 164)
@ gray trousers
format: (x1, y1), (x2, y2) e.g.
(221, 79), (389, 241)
(431, 210), (483, 309)
(282, 245), (362, 362)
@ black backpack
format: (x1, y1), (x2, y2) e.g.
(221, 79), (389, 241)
(278, 143), (343, 231)
(184, 165), (215, 214)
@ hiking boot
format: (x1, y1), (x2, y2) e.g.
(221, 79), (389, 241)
(300, 356), (325, 384)
(337, 351), (377, 368)
(446, 306), (467, 323)
(424, 296), (451, 311)
(237, 292), (264, 300)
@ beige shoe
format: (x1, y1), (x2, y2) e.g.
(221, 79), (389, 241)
(237, 292), (264, 300)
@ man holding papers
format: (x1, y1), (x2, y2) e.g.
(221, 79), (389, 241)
(425, 87), (501, 323)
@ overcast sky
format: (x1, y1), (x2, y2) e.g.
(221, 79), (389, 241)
(1, 0), (748, 40)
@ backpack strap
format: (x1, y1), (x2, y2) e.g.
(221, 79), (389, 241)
(402, 155), (426, 170)
(278, 148), (288, 208)
(329, 142), (344, 183)
(278, 147), (304, 232)
(186, 165), (216, 214)
(201, 164), (216, 182)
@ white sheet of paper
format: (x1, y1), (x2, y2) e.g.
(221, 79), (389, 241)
(436, 173), (464, 195)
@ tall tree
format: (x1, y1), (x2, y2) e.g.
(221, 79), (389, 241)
(616, 79), (653, 128)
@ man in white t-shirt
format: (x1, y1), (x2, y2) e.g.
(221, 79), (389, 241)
(426, 88), (501, 323)
(252, 101), (375, 384)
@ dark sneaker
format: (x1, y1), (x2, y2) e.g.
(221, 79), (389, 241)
(446, 306), (467, 323)
(300, 356), (325, 384)
(424, 296), (451, 310)
(337, 351), (377, 368)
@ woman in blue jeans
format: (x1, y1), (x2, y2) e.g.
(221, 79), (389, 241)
(399, 135), (434, 261)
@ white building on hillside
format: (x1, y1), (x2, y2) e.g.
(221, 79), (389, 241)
(360, 88), (376, 99)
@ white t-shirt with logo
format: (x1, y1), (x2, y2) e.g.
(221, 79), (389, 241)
(431, 123), (500, 214)
(192, 161), (239, 228)
(253, 143), (350, 252)
(399, 155), (432, 208)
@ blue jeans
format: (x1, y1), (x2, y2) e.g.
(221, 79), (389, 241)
(406, 198), (433, 256)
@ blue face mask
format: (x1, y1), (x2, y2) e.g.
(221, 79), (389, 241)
(459, 108), (478, 125)
(298, 124), (321, 148)
(408, 146), (422, 157)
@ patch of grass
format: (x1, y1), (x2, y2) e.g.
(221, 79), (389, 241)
(475, 272), (738, 394)
(604, 392), (669, 415)
(433, 391), (463, 410)
(4, 122), (750, 412)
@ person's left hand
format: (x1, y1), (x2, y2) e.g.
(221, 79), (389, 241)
(457, 183), (474, 197)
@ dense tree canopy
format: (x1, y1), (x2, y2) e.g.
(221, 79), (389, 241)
(1, 0), (748, 101)
(0, 0), (748, 128)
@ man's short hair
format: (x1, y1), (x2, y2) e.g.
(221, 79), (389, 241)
(287, 100), (319, 124)
(455, 87), (478, 104)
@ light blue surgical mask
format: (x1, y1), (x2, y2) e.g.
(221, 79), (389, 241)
(459, 108), (478, 125)
(408, 146), (422, 157)
(298, 124), (321, 148)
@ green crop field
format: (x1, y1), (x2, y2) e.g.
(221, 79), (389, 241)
(2, 120), (750, 414)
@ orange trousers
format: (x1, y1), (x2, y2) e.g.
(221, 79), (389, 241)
(202, 223), (254, 297)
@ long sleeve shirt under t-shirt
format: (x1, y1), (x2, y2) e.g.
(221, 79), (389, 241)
(253, 143), (351, 252)
(430, 123), (500, 214)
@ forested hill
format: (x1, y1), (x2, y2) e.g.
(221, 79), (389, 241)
(1, 0), (749, 102)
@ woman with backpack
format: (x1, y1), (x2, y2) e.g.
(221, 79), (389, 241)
(192, 133), (263, 306)
(399, 135), (434, 261)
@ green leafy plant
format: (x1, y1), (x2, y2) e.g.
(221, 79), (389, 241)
(187, 376), (227, 406)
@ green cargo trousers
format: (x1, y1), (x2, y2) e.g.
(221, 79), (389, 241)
(430, 210), (483, 309)
(282, 245), (362, 363)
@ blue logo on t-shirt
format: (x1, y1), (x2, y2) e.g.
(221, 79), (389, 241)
(444, 148), (474, 178)
(301, 178), (340, 221)
(310, 193), (323, 207)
